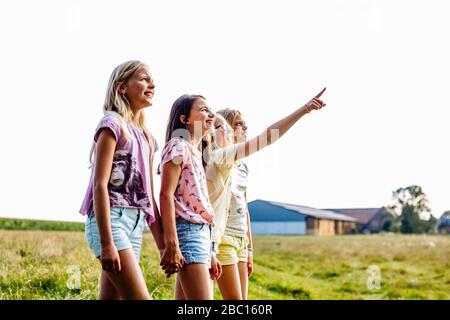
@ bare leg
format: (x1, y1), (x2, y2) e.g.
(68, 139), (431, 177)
(100, 248), (150, 300)
(175, 273), (186, 300)
(238, 262), (249, 300)
(99, 270), (122, 300)
(178, 263), (213, 300)
(216, 263), (243, 300)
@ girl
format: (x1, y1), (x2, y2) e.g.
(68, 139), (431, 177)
(205, 112), (250, 300)
(159, 94), (222, 300)
(79, 60), (164, 300)
(206, 88), (327, 300)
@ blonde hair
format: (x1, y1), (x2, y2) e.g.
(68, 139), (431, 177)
(89, 60), (155, 164)
(217, 108), (241, 128)
(202, 113), (233, 167)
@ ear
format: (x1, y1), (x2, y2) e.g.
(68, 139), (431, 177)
(115, 81), (127, 95)
(179, 115), (190, 125)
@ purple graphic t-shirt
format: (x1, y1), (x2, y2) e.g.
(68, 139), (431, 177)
(160, 137), (215, 224)
(79, 114), (158, 225)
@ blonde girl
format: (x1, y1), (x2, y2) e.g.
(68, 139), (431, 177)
(80, 60), (164, 299)
(206, 88), (327, 300)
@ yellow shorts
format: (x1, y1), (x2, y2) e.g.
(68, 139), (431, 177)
(216, 234), (249, 266)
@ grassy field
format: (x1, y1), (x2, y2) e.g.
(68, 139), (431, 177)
(0, 218), (84, 232)
(0, 230), (448, 300)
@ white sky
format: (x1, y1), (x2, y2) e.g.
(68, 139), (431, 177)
(0, 0), (448, 222)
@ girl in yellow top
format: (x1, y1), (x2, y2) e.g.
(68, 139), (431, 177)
(206, 88), (327, 300)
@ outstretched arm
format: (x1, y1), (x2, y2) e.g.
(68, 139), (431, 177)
(235, 88), (327, 160)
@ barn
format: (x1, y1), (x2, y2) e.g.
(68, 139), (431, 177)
(325, 207), (395, 234)
(437, 215), (450, 234)
(248, 199), (357, 236)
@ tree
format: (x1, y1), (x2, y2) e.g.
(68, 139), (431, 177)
(381, 208), (400, 232)
(387, 185), (436, 234)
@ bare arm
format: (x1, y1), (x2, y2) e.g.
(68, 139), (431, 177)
(93, 128), (121, 273)
(149, 154), (165, 256)
(235, 88), (326, 161)
(245, 192), (253, 277)
(245, 192), (253, 253)
(159, 158), (186, 277)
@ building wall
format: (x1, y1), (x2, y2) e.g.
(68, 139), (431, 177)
(317, 219), (335, 235)
(438, 226), (450, 234)
(307, 218), (356, 235)
(342, 221), (357, 234)
(307, 218), (334, 235)
(334, 221), (341, 234)
(248, 200), (356, 236)
(251, 220), (355, 236)
(366, 210), (385, 232)
(251, 221), (306, 235)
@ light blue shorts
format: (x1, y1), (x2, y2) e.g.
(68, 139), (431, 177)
(176, 219), (212, 268)
(85, 207), (147, 262)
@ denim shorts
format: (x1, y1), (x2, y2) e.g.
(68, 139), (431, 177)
(176, 219), (212, 268)
(85, 207), (147, 262)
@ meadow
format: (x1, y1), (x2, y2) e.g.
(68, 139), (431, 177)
(0, 222), (448, 300)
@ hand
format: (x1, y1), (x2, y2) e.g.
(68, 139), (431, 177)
(247, 251), (253, 277)
(160, 244), (186, 278)
(304, 87), (326, 113)
(209, 254), (222, 280)
(100, 243), (121, 274)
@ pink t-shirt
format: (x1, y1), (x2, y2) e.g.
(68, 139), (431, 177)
(79, 114), (158, 225)
(160, 137), (215, 224)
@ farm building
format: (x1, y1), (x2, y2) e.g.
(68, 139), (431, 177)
(326, 207), (395, 233)
(437, 214), (450, 234)
(248, 199), (357, 236)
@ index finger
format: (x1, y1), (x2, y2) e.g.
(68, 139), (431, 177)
(315, 87), (326, 98)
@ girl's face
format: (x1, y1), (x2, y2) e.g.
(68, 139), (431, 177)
(231, 113), (248, 143)
(123, 66), (155, 111)
(214, 117), (233, 148)
(185, 98), (215, 135)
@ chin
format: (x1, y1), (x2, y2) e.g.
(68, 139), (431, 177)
(139, 100), (152, 109)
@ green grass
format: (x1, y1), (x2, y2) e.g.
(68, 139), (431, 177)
(0, 230), (448, 299)
(0, 218), (84, 232)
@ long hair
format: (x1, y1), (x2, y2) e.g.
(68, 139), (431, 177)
(157, 94), (205, 174)
(202, 113), (233, 168)
(164, 94), (205, 143)
(89, 60), (155, 164)
(217, 108), (241, 128)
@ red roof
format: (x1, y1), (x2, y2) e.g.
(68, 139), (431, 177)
(324, 208), (382, 225)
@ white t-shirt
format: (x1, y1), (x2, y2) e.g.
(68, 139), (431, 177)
(224, 160), (249, 238)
